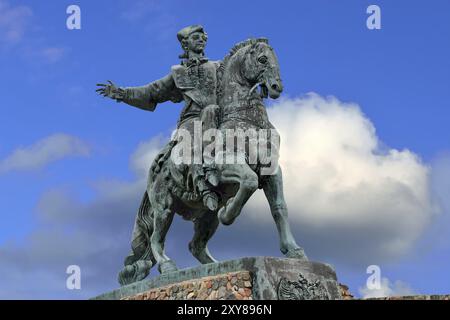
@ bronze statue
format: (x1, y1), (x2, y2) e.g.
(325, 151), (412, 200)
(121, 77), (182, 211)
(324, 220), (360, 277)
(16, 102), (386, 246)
(97, 25), (307, 286)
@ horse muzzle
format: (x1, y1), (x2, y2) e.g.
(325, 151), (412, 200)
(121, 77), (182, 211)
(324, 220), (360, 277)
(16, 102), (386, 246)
(265, 79), (283, 99)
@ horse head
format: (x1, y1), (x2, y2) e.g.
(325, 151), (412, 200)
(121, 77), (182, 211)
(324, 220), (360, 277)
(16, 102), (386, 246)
(221, 38), (283, 101)
(243, 39), (283, 99)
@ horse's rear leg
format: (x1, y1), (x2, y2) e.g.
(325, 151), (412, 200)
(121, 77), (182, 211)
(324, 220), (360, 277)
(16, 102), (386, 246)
(218, 164), (259, 225)
(189, 212), (219, 264)
(151, 202), (177, 274)
(262, 166), (308, 261)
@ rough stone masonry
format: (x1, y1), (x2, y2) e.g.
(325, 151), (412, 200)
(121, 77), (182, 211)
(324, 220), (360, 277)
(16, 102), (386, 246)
(122, 271), (252, 300)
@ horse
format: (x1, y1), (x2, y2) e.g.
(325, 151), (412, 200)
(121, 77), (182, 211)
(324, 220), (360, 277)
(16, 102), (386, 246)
(118, 38), (308, 286)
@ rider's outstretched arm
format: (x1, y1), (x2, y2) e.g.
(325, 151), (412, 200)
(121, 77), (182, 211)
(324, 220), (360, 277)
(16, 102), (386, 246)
(121, 74), (182, 111)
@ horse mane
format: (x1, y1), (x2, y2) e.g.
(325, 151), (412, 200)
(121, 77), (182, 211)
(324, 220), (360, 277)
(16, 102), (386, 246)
(217, 37), (270, 99)
(221, 37), (269, 70)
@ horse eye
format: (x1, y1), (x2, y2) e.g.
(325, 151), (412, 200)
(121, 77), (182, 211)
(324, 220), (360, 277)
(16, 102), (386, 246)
(258, 56), (268, 64)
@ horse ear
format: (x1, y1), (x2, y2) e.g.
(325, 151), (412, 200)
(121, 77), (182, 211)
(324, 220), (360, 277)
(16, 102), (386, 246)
(250, 38), (268, 52)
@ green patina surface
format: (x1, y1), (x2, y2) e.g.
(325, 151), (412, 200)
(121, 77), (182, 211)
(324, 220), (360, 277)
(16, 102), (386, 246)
(97, 25), (308, 287)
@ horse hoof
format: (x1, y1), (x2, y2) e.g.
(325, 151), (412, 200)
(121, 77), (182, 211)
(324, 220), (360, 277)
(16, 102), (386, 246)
(118, 260), (153, 286)
(158, 260), (178, 274)
(118, 265), (137, 286)
(285, 247), (309, 261)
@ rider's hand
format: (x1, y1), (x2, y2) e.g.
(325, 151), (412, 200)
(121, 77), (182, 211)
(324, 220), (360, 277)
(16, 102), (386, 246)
(96, 80), (126, 102)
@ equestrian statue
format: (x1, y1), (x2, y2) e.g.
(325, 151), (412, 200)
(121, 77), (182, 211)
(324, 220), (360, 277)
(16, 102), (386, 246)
(96, 25), (308, 286)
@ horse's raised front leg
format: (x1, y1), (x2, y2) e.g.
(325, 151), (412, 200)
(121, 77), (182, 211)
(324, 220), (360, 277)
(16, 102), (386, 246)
(150, 189), (178, 274)
(189, 211), (219, 264)
(262, 166), (308, 261)
(218, 163), (259, 225)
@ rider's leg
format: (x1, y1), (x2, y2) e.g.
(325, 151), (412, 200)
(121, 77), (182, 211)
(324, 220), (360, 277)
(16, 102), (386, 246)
(178, 116), (220, 211)
(201, 104), (221, 187)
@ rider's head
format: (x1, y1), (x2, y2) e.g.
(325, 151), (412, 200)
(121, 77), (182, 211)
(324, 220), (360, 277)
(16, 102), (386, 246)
(177, 25), (208, 59)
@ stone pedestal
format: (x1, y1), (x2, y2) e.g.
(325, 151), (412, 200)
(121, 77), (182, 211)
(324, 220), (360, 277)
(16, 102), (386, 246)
(93, 257), (342, 300)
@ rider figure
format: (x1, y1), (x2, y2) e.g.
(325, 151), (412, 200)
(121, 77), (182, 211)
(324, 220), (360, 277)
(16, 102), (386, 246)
(97, 25), (220, 211)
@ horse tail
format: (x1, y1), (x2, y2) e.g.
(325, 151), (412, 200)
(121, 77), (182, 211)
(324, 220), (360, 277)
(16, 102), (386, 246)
(118, 191), (155, 286)
(148, 139), (177, 185)
(118, 140), (178, 286)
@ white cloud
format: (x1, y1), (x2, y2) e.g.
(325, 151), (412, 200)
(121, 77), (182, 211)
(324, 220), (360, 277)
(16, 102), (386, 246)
(40, 47), (66, 63)
(0, 136), (166, 298)
(114, 94), (435, 265)
(423, 153), (450, 248)
(243, 94), (436, 263)
(0, 133), (90, 174)
(359, 277), (416, 298)
(129, 135), (167, 177)
(0, 0), (32, 45)
(0, 1), (66, 63)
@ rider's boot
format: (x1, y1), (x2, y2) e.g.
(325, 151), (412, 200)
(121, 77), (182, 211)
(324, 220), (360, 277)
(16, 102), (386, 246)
(197, 178), (219, 211)
(205, 165), (219, 187)
(203, 190), (219, 211)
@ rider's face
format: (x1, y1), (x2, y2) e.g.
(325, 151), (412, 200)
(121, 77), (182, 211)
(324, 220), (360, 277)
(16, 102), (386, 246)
(186, 32), (207, 54)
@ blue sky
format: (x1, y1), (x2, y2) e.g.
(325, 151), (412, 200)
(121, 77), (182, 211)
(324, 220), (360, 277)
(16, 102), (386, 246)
(0, 0), (449, 299)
